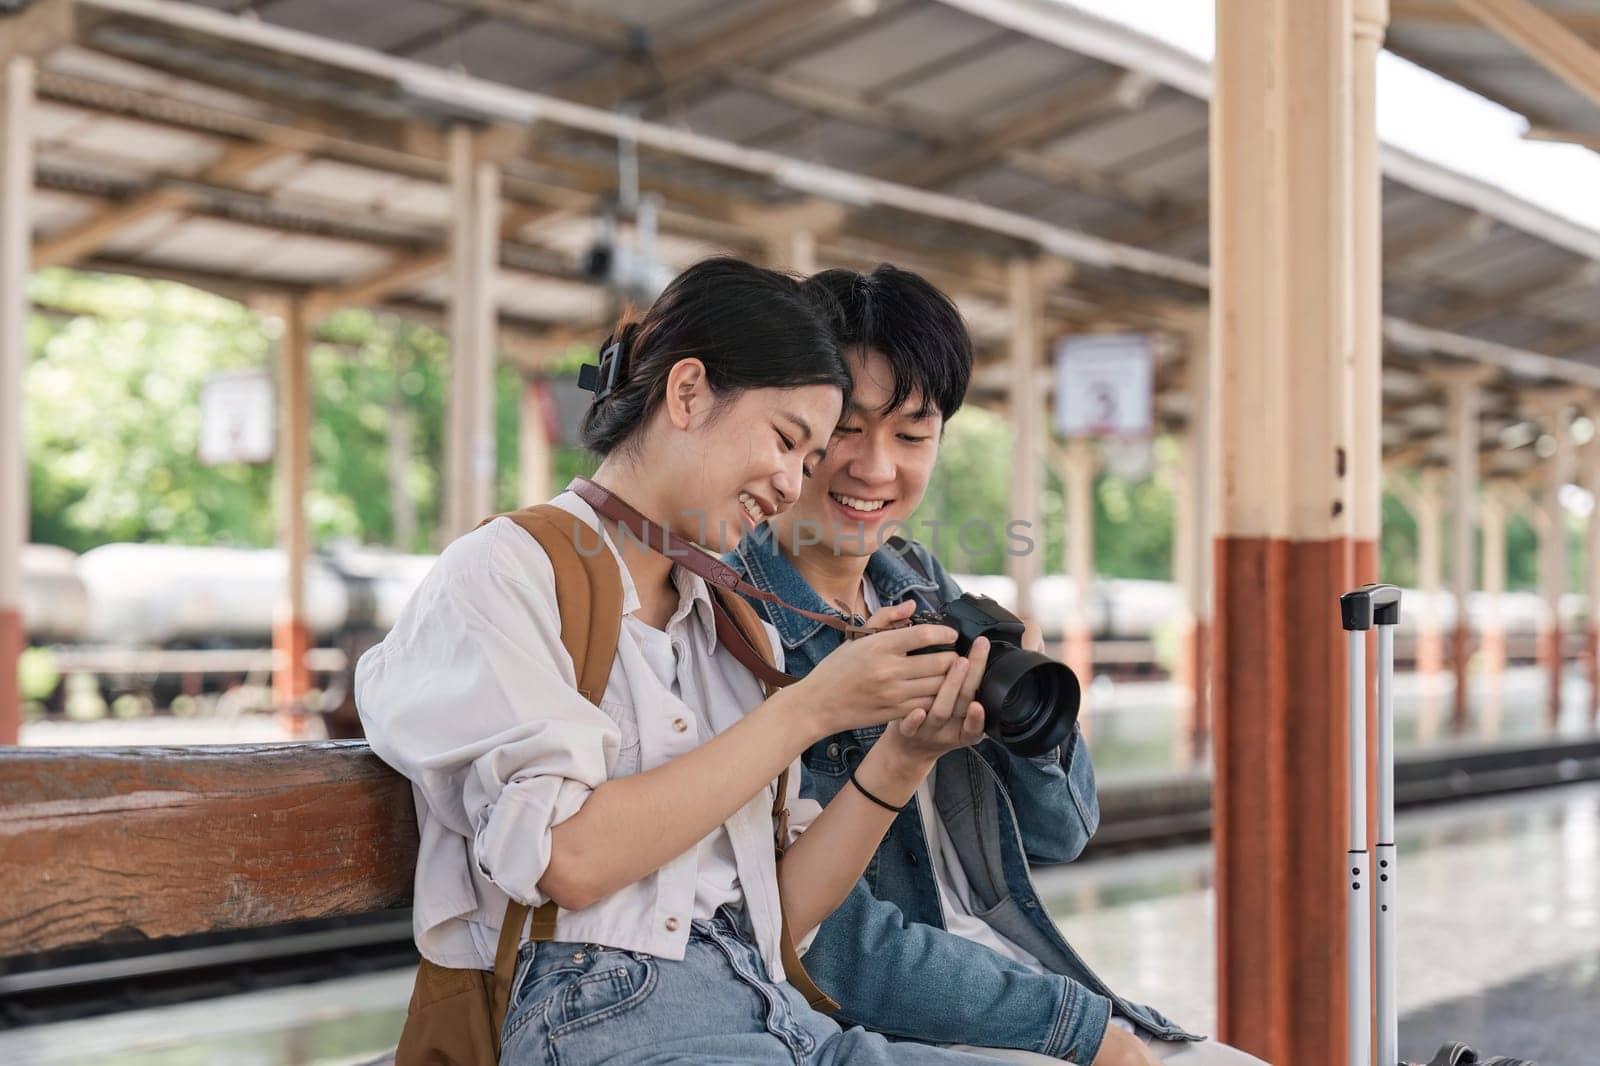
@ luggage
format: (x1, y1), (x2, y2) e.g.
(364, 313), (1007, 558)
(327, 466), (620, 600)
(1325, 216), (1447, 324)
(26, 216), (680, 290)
(1340, 585), (1536, 1066)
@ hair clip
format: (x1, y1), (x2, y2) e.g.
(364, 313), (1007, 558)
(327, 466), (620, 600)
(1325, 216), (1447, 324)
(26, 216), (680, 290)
(578, 340), (624, 402)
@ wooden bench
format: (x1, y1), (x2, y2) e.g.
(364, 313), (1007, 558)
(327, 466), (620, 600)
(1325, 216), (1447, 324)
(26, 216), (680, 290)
(0, 741), (417, 1060)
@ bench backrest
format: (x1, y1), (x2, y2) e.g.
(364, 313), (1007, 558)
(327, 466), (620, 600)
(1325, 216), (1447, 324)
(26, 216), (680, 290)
(0, 742), (417, 956)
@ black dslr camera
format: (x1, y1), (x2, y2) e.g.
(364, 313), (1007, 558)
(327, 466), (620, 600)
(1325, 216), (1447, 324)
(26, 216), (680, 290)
(909, 593), (1080, 756)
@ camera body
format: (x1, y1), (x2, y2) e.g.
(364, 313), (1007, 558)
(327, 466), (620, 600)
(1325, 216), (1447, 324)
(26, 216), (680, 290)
(908, 593), (1026, 657)
(909, 593), (1080, 757)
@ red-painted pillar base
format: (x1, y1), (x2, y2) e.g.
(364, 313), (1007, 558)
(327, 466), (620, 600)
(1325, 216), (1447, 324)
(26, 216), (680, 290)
(1450, 623), (1472, 735)
(1177, 618), (1211, 766)
(1214, 535), (1353, 1065)
(1538, 626), (1562, 730)
(1590, 624), (1600, 728)
(273, 619), (312, 739)
(1, 607), (22, 745)
(1063, 626), (1093, 739)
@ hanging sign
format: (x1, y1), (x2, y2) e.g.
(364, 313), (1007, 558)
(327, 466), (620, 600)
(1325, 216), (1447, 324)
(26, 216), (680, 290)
(199, 369), (275, 466)
(1053, 333), (1154, 439)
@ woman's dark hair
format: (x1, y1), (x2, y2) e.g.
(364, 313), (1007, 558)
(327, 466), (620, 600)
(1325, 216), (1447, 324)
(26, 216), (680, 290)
(580, 257), (850, 456)
(803, 264), (972, 422)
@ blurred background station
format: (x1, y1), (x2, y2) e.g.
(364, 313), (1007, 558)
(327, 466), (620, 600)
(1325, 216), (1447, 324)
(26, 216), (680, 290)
(2, 0), (1600, 1064)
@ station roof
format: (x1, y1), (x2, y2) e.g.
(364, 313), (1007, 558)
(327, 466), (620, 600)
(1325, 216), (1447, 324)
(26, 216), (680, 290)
(1387, 0), (1600, 151)
(21, 0), (1600, 480)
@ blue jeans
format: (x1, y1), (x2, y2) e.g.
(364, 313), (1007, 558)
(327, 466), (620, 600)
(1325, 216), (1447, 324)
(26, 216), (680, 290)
(499, 907), (1013, 1065)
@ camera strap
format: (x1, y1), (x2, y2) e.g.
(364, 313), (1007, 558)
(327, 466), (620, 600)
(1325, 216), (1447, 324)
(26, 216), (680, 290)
(569, 477), (885, 686)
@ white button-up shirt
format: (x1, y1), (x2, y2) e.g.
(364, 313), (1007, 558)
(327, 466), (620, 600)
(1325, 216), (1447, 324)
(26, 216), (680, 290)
(355, 488), (819, 979)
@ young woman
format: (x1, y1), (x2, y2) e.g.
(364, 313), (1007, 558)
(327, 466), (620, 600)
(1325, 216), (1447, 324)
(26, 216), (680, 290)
(356, 258), (1007, 1066)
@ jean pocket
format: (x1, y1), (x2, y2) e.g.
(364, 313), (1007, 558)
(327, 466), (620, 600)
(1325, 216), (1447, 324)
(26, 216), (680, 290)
(546, 948), (656, 1039)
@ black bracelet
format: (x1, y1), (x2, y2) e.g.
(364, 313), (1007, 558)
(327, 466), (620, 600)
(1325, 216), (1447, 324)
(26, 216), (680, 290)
(849, 769), (906, 814)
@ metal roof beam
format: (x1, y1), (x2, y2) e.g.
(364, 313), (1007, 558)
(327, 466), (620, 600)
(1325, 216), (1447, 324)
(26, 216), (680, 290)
(1418, 258), (1599, 332)
(34, 140), (297, 268)
(559, 0), (871, 109)
(303, 201), (558, 320)
(884, 70), (1157, 189)
(1449, 0), (1600, 111)
(1390, 0), (1600, 43)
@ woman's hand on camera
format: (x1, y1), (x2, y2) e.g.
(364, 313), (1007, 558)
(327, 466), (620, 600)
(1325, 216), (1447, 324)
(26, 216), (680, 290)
(876, 635), (991, 769)
(795, 600), (960, 739)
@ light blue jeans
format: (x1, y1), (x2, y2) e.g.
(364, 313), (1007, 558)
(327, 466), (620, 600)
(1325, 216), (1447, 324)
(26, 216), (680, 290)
(499, 907), (1015, 1065)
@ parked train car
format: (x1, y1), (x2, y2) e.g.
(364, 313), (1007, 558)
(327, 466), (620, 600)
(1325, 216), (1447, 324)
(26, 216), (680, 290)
(16, 542), (1582, 712)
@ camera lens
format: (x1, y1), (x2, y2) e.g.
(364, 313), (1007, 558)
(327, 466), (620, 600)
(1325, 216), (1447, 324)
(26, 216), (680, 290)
(975, 646), (1080, 756)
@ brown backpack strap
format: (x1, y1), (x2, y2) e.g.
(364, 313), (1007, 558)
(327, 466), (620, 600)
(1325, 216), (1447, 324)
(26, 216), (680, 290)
(475, 505), (626, 1036)
(712, 587), (840, 1014)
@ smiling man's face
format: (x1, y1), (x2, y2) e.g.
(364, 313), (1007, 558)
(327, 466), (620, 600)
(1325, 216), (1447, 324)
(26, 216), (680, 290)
(769, 346), (942, 559)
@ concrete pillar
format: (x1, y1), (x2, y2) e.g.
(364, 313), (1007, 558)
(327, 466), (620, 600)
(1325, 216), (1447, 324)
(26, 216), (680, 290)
(1534, 395), (1578, 729)
(442, 126), (500, 544)
(1173, 320), (1213, 765)
(273, 298), (312, 738)
(386, 393), (416, 549)
(1212, 0), (1364, 1059)
(1051, 438), (1097, 736)
(1415, 467), (1446, 677)
(1433, 366), (1494, 733)
(1481, 482), (1509, 676)
(1007, 258), (1046, 622)
(519, 375), (553, 506)
(0, 56), (34, 745)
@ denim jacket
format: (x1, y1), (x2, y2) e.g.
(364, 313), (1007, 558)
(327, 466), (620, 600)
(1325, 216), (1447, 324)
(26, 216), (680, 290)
(726, 528), (1199, 1062)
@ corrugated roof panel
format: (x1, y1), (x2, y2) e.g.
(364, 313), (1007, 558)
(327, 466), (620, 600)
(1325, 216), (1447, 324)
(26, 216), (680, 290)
(1118, 137), (1208, 194)
(1469, 314), (1566, 350)
(760, 119), (914, 173)
(373, 179), (454, 224)
(496, 275), (609, 323)
(246, 234), (393, 283)
(581, 0), (761, 39)
(117, 216), (290, 273)
(33, 190), (98, 233)
(51, 115), (221, 174)
(944, 165), (1057, 208)
(780, 4), (1001, 95)
(406, 18), (605, 91)
(878, 37), (1099, 130)
(1040, 95), (1205, 172)
(83, 211), (185, 258)
(1432, 236), (1569, 290)
(1528, 279), (1600, 320)
(672, 87), (810, 145)
(258, 158), (414, 211)
(44, 44), (273, 116)
(32, 100), (98, 143)
(262, 0), (461, 55)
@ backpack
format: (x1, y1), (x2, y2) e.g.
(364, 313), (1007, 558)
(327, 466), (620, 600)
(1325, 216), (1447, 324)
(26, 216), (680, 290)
(394, 504), (833, 1066)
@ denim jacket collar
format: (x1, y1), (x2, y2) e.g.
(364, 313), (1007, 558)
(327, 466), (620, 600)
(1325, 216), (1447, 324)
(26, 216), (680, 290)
(730, 525), (943, 651)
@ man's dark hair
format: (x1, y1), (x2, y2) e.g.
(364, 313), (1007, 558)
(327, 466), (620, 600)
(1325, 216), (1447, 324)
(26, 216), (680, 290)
(803, 264), (973, 422)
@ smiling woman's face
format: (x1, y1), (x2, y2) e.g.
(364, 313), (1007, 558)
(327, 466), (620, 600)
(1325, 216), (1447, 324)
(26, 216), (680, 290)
(770, 347), (943, 559)
(654, 377), (843, 553)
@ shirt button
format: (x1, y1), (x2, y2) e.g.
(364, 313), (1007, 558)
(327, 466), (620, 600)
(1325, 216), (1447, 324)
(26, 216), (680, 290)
(672, 717), (688, 733)
(665, 917), (681, 932)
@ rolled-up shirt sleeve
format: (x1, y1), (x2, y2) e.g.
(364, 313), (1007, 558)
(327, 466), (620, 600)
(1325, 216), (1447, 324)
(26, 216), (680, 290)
(356, 519), (622, 908)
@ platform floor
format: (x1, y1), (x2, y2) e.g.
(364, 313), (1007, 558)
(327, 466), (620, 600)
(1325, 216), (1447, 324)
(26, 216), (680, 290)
(4, 781), (1594, 1065)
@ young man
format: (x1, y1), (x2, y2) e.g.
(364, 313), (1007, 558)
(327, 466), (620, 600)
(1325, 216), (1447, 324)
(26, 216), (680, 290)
(727, 265), (1263, 1066)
